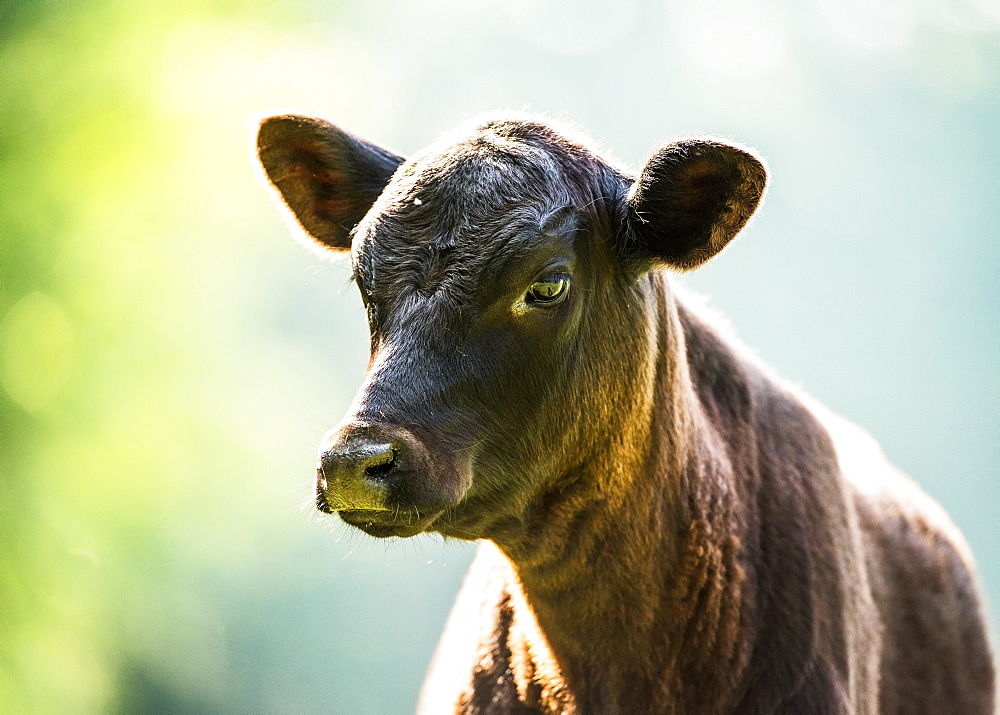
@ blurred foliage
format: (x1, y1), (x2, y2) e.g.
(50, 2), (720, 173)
(1, 0), (997, 712)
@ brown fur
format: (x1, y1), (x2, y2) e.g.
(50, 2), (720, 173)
(421, 293), (993, 713)
(255, 112), (996, 714)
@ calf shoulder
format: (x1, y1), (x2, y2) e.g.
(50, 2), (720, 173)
(819, 409), (996, 715)
(680, 300), (881, 712)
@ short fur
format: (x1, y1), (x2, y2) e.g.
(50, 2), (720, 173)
(255, 112), (995, 714)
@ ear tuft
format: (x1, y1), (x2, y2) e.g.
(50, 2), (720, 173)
(627, 139), (768, 270)
(255, 115), (405, 251)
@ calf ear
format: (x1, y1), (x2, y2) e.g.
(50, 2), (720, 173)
(255, 114), (405, 251)
(626, 139), (768, 270)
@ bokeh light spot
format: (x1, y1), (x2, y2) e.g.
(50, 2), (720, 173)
(506, 0), (640, 55)
(0, 292), (74, 411)
(671, 0), (789, 78)
(814, 0), (912, 55)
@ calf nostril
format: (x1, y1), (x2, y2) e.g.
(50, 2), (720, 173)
(362, 447), (397, 481)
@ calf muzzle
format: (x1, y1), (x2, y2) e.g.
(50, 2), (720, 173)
(316, 429), (410, 511)
(315, 422), (471, 537)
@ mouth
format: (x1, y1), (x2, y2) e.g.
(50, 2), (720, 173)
(336, 509), (440, 538)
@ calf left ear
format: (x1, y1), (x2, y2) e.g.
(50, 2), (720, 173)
(255, 114), (405, 251)
(626, 139), (768, 270)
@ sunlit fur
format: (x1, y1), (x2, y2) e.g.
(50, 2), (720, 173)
(256, 112), (995, 714)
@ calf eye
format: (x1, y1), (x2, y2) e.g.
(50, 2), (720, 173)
(526, 273), (571, 306)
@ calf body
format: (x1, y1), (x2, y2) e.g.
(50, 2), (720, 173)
(255, 113), (995, 713)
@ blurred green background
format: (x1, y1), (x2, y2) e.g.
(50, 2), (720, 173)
(1, 0), (997, 712)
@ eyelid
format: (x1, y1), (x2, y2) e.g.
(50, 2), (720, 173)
(533, 263), (573, 281)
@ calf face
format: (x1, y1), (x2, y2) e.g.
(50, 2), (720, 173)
(256, 114), (767, 540)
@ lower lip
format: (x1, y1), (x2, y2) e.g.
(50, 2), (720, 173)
(337, 510), (426, 538)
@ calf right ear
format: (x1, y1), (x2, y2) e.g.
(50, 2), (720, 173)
(626, 139), (768, 271)
(255, 114), (405, 251)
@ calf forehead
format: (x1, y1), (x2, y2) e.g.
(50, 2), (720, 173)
(388, 129), (571, 231)
(354, 122), (589, 295)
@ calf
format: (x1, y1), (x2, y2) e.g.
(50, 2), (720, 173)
(255, 113), (995, 714)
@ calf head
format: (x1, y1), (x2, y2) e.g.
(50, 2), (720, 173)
(256, 114), (767, 539)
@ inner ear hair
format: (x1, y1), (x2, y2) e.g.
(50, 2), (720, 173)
(256, 114), (405, 251)
(627, 139), (768, 271)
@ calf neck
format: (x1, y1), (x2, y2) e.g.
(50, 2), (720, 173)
(255, 113), (995, 714)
